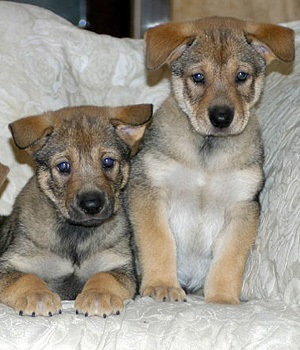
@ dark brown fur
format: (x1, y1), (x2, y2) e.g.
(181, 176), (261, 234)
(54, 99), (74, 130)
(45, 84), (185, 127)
(0, 104), (152, 317)
(127, 17), (294, 304)
(0, 163), (8, 189)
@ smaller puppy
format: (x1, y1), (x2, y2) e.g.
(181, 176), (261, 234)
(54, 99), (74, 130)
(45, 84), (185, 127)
(128, 17), (294, 304)
(0, 104), (152, 317)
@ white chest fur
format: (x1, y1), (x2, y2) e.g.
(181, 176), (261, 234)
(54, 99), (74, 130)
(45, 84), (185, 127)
(145, 152), (260, 292)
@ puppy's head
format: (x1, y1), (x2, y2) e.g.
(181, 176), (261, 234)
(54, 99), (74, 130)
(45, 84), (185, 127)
(9, 104), (152, 226)
(145, 17), (294, 136)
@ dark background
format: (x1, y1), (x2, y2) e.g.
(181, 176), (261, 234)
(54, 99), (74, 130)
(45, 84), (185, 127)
(87, 0), (131, 37)
(8, 0), (131, 37)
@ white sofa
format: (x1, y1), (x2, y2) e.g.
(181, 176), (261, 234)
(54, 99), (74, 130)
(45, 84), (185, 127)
(0, 2), (299, 349)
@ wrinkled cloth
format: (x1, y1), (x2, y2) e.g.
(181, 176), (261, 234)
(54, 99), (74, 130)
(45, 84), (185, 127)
(0, 297), (300, 350)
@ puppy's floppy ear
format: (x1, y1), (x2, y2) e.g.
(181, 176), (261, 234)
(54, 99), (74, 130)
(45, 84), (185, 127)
(244, 22), (295, 64)
(145, 22), (196, 70)
(110, 104), (153, 154)
(9, 113), (56, 153)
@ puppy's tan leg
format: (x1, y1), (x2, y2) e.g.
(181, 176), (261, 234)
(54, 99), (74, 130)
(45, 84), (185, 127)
(132, 198), (186, 302)
(204, 202), (259, 304)
(0, 273), (62, 316)
(75, 271), (135, 317)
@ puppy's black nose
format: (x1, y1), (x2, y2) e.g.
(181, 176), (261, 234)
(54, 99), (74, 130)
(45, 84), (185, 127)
(78, 192), (105, 215)
(208, 106), (234, 129)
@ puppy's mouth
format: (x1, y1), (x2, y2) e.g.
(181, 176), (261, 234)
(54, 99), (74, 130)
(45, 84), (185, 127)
(67, 191), (115, 227)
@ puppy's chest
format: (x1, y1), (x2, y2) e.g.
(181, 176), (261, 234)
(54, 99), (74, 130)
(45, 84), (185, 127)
(149, 153), (258, 217)
(10, 246), (111, 281)
(147, 154), (258, 290)
(165, 166), (225, 288)
(8, 240), (125, 299)
(161, 162), (229, 247)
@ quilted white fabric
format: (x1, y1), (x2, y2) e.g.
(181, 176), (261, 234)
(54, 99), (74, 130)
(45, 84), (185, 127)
(0, 297), (300, 350)
(0, 2), (299, 349)
(241, 28), (300, 306)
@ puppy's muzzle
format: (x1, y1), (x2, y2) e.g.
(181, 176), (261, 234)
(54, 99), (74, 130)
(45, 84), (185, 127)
(79, 192), (105, 215)
(72, 190), (114, 225)
(208, 105), (234, 129)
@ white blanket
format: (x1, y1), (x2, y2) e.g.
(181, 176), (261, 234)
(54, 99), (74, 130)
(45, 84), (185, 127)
(0, 297), (300, 350)
(0, 2), (299, 349)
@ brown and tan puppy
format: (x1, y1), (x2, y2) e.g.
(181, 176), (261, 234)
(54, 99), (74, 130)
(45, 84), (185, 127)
(0, 104), (152, 317)
(127, 17), (294, 304)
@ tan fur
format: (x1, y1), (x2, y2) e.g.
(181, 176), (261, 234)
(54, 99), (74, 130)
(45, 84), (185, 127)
(0, 104), (152, 317)
(128, 17), (294, 304)
(0, 273), (61, 316)
(145, 18), (294, 70)
(204, 202), (259, 304)
(75, 271), (135, 317)
(131, 196), (185, 301)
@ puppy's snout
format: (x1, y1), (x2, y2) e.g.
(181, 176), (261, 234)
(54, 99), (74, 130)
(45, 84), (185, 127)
(78, 192), (105, 215)
(208, 106), (234, 129)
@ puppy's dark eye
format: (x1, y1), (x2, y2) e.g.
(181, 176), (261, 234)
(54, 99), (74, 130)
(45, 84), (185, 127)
(235, 71), (249, 83)
(192, 73), (205, 84)
(102, 157), (115, 170)
(57, 162), (71, 174)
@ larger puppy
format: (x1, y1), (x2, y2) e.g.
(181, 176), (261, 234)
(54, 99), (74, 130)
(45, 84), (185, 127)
(128, 17), (294, 304)
(0, 104), (152, 316)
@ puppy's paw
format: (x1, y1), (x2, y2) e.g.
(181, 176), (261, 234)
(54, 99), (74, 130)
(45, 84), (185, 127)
(142, 285), (186, 302)
(15, 291), (62, 317)
(75, 291), (124, 318)
(205, 293), (240, 305)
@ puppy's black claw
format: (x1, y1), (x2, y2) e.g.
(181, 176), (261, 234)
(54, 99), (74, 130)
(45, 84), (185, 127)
(31, 312), (36, 317)
(162, 297), (167, 302)
(75, 310), (79, 315)
(19, 310), (23, 316)
(183, 298), (187, 302)
(116, 310), (120, 316)
(84, 312), (89, 317)
(59, 309), (62, 314)
(103, 313), (107, 319)
(48, 312), (53, 317)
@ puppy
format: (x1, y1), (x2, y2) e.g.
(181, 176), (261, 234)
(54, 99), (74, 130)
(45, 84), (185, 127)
(0, 104), (152, 317)
(127, 17), (294, 304)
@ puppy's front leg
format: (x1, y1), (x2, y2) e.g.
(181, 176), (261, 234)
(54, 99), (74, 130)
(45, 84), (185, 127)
(204, 201), (259, 304)
(0, 272), (62, 316)
(75, 271), (135, 317)
(133, 200), (186, 302)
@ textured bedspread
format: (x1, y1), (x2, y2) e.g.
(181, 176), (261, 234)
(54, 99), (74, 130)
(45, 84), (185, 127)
(1, 297), (300, 350)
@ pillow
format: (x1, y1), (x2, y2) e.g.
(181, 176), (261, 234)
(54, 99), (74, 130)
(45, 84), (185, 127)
(241, 20), (300, 307)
